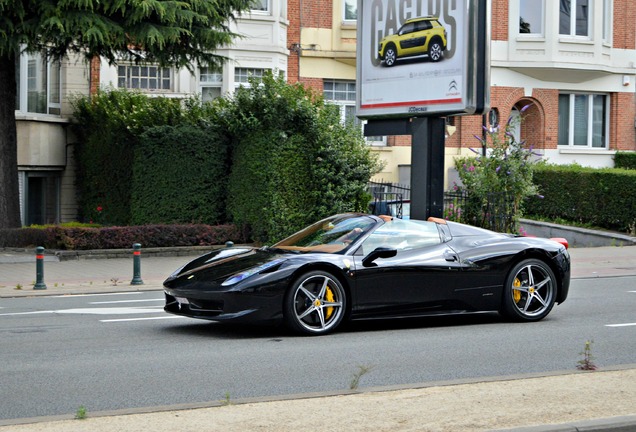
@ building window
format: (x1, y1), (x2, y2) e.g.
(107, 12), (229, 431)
(234, 68), (268, 87)
(344, 0), (357, 21)
(519, 0), (543, 35)
(324, 79), (384, 145)
(559, 0), (590, 37)
(251, 0), (269, 13)
(558, 93), (608, 148)
(15, 51), (61, 115)
(20, 171), (61, 226)
(200, 67), (223, 102)
(117, 65), (171, 91)
(602, 0), (612, 43)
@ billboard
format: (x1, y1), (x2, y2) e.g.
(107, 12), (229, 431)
(356, 0), (490, 119)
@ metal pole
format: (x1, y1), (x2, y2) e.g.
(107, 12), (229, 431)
(34, 246), (47, 290)
(130, 243), (144, 285)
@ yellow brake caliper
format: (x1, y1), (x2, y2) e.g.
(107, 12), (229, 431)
(513, 278), (522, 303)
(325, 286), (335, 319)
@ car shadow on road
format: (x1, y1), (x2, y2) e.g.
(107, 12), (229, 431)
(341, 312), (504, 334)
(160, 312), (505, 340)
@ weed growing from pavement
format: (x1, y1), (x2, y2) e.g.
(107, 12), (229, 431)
(110, 277), (120, 286)
(221, 392), (231, 406)
(350, 365), (374, 390)
(577, 340), (598, 371)
(14, 284), (23, 290)
(75, 406), (87, 420)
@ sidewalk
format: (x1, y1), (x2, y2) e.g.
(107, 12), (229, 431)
(1, 245), (636, 431)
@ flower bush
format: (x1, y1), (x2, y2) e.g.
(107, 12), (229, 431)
(453, 106), (541, 233)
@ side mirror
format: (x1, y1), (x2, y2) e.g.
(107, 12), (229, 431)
(362, 247), (397, 267)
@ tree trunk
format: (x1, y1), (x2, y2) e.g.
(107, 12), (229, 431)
(0, 54), (22, 228)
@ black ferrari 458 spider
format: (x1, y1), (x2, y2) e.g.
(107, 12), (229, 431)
(164, 213), (570, 335)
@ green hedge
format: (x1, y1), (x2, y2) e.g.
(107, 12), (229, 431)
(71, 89), (190, 225)
(132, 125), (228, 225)
(222, 72), (381, 244)
(614, 152), (636, 170)
(527, 164), (636, 233)
(0, 224), (244, 250)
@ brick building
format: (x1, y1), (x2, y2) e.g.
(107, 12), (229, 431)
(287, 0), (636, 186)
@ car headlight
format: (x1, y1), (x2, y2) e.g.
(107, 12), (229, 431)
(221, 259), (285, 286)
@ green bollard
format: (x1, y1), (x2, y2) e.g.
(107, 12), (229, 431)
(130, 243), (144, 285)
(34, 246), (47, 290)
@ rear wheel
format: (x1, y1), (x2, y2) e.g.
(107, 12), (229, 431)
(284, 271), (346, 335)
(500, 259), (557, 321)
(428, 39), (443, 62)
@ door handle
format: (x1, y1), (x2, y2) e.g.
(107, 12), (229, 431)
(444, 251), (458, 262)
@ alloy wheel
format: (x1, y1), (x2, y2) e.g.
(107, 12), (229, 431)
(286, 272), (345, 335)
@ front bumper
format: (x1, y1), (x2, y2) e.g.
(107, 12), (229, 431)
(163, 288), (284, 324)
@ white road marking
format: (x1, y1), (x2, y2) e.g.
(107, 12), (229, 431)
(89, 299), (163, 305)
(0, 306), (163, 317)
(53, 292), (146, 298)
(606, 323), (636, 328)
(100, 316), (186, 323)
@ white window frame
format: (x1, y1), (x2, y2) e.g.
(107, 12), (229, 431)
(234, 67), (268, 88)
(559, 0), (591, 38)
(117, 64), (172, 92)
(519, 0), (544, 36)
(199, 67), (223, 102)
(558, 93), (609, 149)
(15, 51), (61, 116)
(251, 0), (270, 14)
(602, 0), (612, 43)
(343, 0), (357, 22)
(323, 79), (385, 146)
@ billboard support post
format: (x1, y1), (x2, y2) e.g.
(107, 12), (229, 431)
(410, 117), (445, 220)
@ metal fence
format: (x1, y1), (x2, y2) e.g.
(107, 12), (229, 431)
(368, 182), (516, 232)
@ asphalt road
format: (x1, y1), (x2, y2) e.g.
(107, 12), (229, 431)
(1, 276), (635, 421)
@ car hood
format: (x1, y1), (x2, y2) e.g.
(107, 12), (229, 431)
(163, 247), (286, 287)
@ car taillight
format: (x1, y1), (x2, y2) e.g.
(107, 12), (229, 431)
(550, 237), (569, 249)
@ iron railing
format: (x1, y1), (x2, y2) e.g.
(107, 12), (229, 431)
(368, 182), (517, 233)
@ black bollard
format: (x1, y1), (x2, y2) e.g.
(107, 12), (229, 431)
(34, 246), (47, 290)
(130, 243), (144, 285)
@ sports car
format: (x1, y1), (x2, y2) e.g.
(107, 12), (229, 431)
(164, 213), (570, 335)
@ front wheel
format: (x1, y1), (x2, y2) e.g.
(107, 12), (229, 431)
(284, 271), (346, 335)
(500, 259), (557, 322)
(383, 44), (397, 67)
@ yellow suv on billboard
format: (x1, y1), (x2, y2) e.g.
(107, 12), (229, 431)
(378, 17), (447, 67)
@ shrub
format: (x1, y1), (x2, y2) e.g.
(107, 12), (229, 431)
(614, 152), (636, 170)
(454, 106), (540, 233)
(71, 89), (189, 225)
(132, 125), (228, 225)
(47, 224), (244, 250)
(0, 228), (51, 248)
(221, 72), (382, 243)
(527, 164), (636, 234)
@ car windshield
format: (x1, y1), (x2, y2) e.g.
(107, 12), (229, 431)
(273, 214), (377, 254)
(358, 218), (442, 255)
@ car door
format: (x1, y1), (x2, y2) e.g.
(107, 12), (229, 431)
(349, 220), (463, 318)
(400, 20), (431, 56)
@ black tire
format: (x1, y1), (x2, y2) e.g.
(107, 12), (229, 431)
(283, 270), (346, 335)
(428, 39), (443, 62)
(383, 44), (397, 67)
(500, 259), (557, 322)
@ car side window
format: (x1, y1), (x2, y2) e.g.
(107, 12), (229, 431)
(359, 219), (442, 255)
(415, 20), (433, 32)
(399, 23), (415, 35)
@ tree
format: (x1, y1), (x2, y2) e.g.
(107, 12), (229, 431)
(0, 0), (254, 228)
